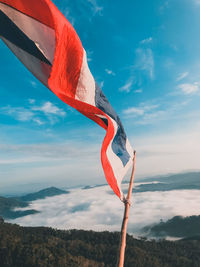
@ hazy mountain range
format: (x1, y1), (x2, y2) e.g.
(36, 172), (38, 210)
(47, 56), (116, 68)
(1, 171), (200, 239)
(0, 187), (69, 219)
(143, 215), (200, 239)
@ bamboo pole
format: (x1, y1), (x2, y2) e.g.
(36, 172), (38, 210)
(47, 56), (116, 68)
(117, 151), (136, 267)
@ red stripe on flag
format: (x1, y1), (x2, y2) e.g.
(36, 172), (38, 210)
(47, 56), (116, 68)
(47, 88), (121, 198)
(46, 0), (121, 199)
(0, 0), (54, 28)
(46, 1), (83, 98)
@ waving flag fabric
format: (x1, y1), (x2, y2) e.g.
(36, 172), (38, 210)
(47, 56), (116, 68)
(0, 0), (133, 200)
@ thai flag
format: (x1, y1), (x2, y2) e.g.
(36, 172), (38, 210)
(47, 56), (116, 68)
(0, 0), (134, 200)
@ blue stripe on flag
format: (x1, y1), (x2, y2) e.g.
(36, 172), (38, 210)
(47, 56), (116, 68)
(95, 83), (130, 166)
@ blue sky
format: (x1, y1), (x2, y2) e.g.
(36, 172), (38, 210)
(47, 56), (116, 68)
(1, 0), (200, 194)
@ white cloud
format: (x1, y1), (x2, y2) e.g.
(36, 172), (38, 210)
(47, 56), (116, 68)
(87, 0), (103, 15)
(178, 83), (199, 95)
(30, 81), (37, 88)
(123, 107), (145, 116)
(1, 106), (34, 122)
(32, 101), (66, 117)
(140, 37), (153, 45)
(10, 186), (200, 237)
(134, 89), (143, 93)
(135, 48), (155, 80)
(0, 101), (66, 125)
(159, 1), (169, 13)
(123, 104), (159, 117)
(28, 99), (36, 104)
(86, 49), (93, 62)
(64, 9), (75, 26)
(119, 79), (133, 93)
(32, 118), (44, 125)
(176, 72), (189, 82)
(99, 81), (104, 88)
(105, 69), (115, 76)
(119, 44), (154, 93)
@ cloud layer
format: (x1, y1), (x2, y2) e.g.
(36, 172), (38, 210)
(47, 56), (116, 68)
(11, 184), (200, 237)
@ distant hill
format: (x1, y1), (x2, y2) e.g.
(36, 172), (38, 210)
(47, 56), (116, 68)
(0, 196), (38, 219)
(0, 187), (69, 220)
(140, 171), (200, 185)
(15, 186), (69, 202)
(143, 215), (200, 239)
(0, 221), (200, 267)
(130, 172), (200, 193)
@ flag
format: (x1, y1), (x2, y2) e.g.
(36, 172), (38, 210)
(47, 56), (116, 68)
(0, 0), (134, 200)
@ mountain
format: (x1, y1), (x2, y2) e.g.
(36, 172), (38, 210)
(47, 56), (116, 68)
(15, 186), (69, 202)
(0, 196), (38, 219)
(131, 172), (200, 193)
(140, 172), (200, 184)
(0, 221), (200, 267)
(143, 215), (200, 239)
(0, 187), (69, 219)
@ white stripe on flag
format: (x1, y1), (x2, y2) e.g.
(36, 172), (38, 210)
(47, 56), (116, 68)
(106, 117), (132, 198)
(0, 2), (55, 64)
(75, 49), (96, 106)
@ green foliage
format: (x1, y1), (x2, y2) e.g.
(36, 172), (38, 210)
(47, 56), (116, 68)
(0, 221), (200, 267)
(144, 215), (200, 238)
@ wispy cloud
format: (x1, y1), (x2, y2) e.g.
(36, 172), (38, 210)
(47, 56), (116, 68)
(134, 89), (143, 94)
(122, 97), (194, 125)
(135, 48), (155, 80)
(87, 0), (103, 16)
(123, 103), (159, 117)
(176, 72), (189, 82)
(0, 101), (66, 125)
(1, 106), (35, 122)
(105, 69), (116, 76)
(99, 81), (104, 88)
(119, 78), (134, 93)
(64, 9), (75, 26)
(86, 50), (93, 62)
(123, 107), (145, 116)
(62, 0), (103, 27)
(159, 1), (169, 13)
(140, 37), (153, 45)
(119, 41), (154, 93)
(28, 99), (36, 104)
(30, 81), (37, 88)
(178, 83), (199, 95)
(32, 102), (66, 117)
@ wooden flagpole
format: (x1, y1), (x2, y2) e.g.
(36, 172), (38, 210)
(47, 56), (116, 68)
(117, 150), (136, 267)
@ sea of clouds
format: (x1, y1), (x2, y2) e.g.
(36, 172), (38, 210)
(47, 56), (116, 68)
(10, 182), (200, 237)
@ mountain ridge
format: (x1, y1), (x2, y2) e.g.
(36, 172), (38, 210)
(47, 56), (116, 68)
(0, 187), (69, 219)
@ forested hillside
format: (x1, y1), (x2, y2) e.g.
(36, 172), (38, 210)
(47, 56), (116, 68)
(0, 219), (200, 267)
(143, 215), (200, 238)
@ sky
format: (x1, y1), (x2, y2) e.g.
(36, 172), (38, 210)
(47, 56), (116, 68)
(1, 0), (200, 194)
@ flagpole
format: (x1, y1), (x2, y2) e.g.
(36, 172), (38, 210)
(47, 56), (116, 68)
(117, 150), (136, 267)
